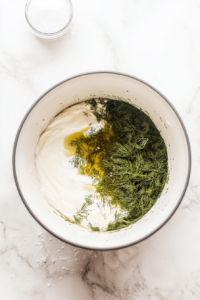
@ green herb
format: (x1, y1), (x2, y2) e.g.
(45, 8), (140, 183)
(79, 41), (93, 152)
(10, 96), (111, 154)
(89, 223), (100, 232)
(73, 194), (93, 224)
(71, 99), (168, 231)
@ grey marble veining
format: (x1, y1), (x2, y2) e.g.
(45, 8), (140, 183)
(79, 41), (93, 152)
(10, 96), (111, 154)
(1, 0), (200, 299)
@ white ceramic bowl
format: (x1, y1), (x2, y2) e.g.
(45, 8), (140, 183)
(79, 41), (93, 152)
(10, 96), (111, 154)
(13, 72), (191, 250)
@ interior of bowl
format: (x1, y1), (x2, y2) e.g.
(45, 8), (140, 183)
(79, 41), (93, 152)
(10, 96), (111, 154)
(13, 72), (191, 250)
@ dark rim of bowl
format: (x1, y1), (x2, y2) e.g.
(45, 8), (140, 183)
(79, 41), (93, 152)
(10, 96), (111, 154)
(12, 71), (191, 251)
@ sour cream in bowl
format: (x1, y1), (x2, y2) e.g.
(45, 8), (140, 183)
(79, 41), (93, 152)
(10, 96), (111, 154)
(13, 72), (191, 250)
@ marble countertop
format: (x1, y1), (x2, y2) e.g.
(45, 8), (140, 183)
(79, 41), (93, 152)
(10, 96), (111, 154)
(1, 0), (200, 299)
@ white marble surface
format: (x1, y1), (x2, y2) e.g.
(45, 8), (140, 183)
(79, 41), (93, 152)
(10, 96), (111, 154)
(1, 0), (200, 299)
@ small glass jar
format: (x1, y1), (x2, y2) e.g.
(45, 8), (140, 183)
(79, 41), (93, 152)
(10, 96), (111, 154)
(25, 0), (73, 39)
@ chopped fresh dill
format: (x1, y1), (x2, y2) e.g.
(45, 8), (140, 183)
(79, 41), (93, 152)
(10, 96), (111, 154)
(71, 98), (168, 231)
(83, 111), (89, 117)
(89, 223), (100, 232)
(73, 194), (94, 224)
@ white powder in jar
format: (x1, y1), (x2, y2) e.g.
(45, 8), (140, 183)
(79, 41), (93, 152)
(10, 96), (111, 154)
(28, 0), (71, 33)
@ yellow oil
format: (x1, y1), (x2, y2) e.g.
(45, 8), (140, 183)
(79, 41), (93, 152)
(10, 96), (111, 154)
(83, 184), (96, 192)
(64, 124), (114, 179)
(64, 126), (90, 156)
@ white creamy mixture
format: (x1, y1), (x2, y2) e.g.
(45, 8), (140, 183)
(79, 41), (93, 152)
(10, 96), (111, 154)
(36, 102), (117, 230)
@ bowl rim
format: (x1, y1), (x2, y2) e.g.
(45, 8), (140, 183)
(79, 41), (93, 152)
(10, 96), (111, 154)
(12, 71), (191, 250)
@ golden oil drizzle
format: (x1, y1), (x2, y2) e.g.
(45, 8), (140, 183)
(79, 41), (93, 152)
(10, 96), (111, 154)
(64, 124), (114, 190)
(64, 126), (90, 157)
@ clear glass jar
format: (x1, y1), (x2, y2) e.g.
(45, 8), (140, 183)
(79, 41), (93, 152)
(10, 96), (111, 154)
(25, 0), (73, 39)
